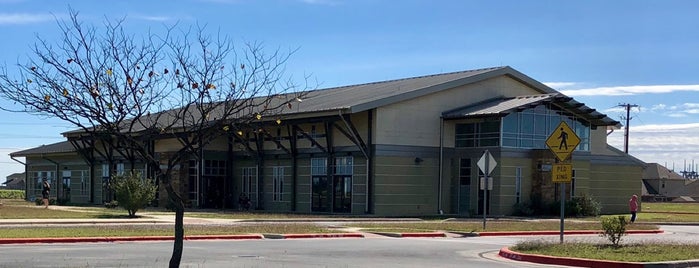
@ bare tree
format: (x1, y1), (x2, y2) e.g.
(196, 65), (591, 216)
(0, 10), (307, 267)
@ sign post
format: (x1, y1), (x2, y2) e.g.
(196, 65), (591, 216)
(477, 150), (497, 230)
(545, 121), (580, 243)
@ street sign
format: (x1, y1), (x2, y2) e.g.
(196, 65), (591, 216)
(552, 163), (572, 183)
(479, 176), (493, 190)
(545, 121), (581, 161)
(477, 150), (497, 175)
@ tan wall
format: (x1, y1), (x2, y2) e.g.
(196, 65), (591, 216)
(589, 164), (642, 214)
(494, 157), (533, 215)
(373, 156), (439, 216)
(375, 76), (541, 147)
(590, 128), (617, 156)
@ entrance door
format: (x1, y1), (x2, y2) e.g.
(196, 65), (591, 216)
(311, 176), (330, 212)
(333, 175), (352, 213)
(458, 159), (471, 214)
(203, 176), (224, 208)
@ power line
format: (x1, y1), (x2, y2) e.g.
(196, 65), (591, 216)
(617, 103), (639, 154)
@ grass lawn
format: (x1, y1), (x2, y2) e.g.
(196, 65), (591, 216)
(344, 220), (658, 233)
(0, 223), (337, 238)
(642, 202), (699, 214)
(512, 241), (699, 262)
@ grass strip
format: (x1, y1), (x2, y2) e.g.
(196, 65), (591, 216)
(512, 241), (699, 262)
(345, 221), (658, 233)
(0, 223), (337, 238)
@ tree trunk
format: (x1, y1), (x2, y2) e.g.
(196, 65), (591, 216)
(165, 183), (185, 268)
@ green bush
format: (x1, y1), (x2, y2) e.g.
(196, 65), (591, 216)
(600, 215), (628, 247)
(572, 193), (601, 217)
(0, 189), (25, 199)
(110, 171), (157, 217)
(512, 202), (535, 216)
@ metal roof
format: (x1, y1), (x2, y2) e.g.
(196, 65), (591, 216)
(10, 141), (76, 157)
(442, 93), (621, 127)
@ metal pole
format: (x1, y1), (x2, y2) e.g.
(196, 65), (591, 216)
(483, 154), (489, 230)
(560, 182), (565, 243)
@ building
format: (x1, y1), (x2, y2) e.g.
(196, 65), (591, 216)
(642, 163), (699, 201)
(2, 173), (25, 190)
(10, 66), (642, 215)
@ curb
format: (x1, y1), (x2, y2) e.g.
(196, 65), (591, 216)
(478, 229), (663, 237)
(370, 232), (446, 238)
(264, 233), (364, 239)
(498, 246), (699, 268)
(0, 234), (265, 244)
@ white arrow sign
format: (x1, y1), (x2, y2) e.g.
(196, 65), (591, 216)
(477, 150), (497, 175)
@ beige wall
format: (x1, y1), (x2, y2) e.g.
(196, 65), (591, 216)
(589, 164), (642, 214)
(373, 156), (439, 216)
(375, 76), (541, 147)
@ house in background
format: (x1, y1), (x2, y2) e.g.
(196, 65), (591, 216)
(642, 163), (699, 202)
(2, 173), (25, 190)
(10, 66), (643, 216)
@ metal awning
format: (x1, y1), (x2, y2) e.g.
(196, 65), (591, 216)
(442, 93), (621, 127)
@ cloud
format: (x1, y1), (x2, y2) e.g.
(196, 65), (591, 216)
(607, 122), (699, 169)
(561, 85), (699, 96)
(0, 13), (55, 25)
(543, 82), (578, 89)
(132, 15), (173, 22)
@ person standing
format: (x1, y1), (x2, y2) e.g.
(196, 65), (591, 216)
(629, 194), (638, 223)
(41, 179), (51, 209)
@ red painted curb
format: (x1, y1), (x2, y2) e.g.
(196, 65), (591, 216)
(478, 229), (663, 237)
(281, 233), (364, 239)
(0, 234), (265, 244)
(399, 232), (446, 238)
(499, 246), (643, 268)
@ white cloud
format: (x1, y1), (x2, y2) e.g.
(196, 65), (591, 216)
(561, 84), (699, 96)
(608, 122), (699, 169)
(133, 15), (173, 22)
(299, 0), (340, 5)
(0, 13), (55, 25)
(543, 82), (578, 89)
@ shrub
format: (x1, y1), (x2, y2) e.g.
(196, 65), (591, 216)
(110, 171), (157, 217)
(0, 189), (25, 199)
(600, 215), (628, 247)
(512, 202), (535, 216)
(573, 193), (601, 217)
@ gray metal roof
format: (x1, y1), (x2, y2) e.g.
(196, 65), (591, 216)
(442, 93), (621, 127)
(10, 141), (76, 157)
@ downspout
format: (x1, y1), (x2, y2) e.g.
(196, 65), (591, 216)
(438, 117), (444, 214)
(11, 156), (27, 201)
(42, 156), (60, 201)
(338, 110), (371, 213)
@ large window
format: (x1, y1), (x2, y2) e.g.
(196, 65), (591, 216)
(455, 119), (500, 148)
(241, 167), (257, 195)
(273, 167), (284, 202)
(515, 167), (522, 204)
(500, 105), (590, 151)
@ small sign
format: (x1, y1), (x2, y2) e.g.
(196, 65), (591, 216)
(545, 121), (581, 161)
(477, 150), (497, 175)
(552, 163), (573, 183)
(479, 176), (493, 190)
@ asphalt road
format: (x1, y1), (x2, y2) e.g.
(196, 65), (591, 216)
(1, 225), (697, 268)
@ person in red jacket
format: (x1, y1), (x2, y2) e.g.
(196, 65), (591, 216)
(629, 194), (638, 223)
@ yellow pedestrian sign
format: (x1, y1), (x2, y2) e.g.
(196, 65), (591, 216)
(545, 121), (580, 161)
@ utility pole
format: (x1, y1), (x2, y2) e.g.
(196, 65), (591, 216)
(618, 103), (639, 154)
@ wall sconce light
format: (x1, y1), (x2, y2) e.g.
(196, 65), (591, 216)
(414, 157), (423, 164)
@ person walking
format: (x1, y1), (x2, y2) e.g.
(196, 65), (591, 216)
(629, 194), (638, 223)
(41, 178), (51, 209)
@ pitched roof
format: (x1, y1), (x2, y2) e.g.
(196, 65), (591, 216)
(9, 141), (76, 157)
(643, 163), (685, 180)
(442, 93), (620, 127)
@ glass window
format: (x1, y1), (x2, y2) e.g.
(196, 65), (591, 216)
(515, 167), (522, 203)
(499, 105), (590, 151)
(273, 167), (284, 201)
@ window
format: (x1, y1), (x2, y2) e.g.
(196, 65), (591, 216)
(455, 119), (500, 148)
(80, 170), (90, 195)
(334, 157), (353, 175)
(311, 158), (327, 176)
(116, 163), (125, 175)
(515, 167), (522, 203)
(188, 160), (199, 205)
(273, 167), (284, 201)
(204, 160), (226, 176)
(501, 105), (591, 151)
(34, 171), (55, 190)
(242, 167), (257, 195)
(459, 159), (472, 186)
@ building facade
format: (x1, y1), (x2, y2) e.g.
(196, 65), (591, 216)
(11, 66), (643, 215)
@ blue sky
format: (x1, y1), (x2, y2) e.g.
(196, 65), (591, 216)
(1, 0), (699, 184)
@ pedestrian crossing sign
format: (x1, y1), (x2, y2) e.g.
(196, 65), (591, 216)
(545, 121), (580, 161)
